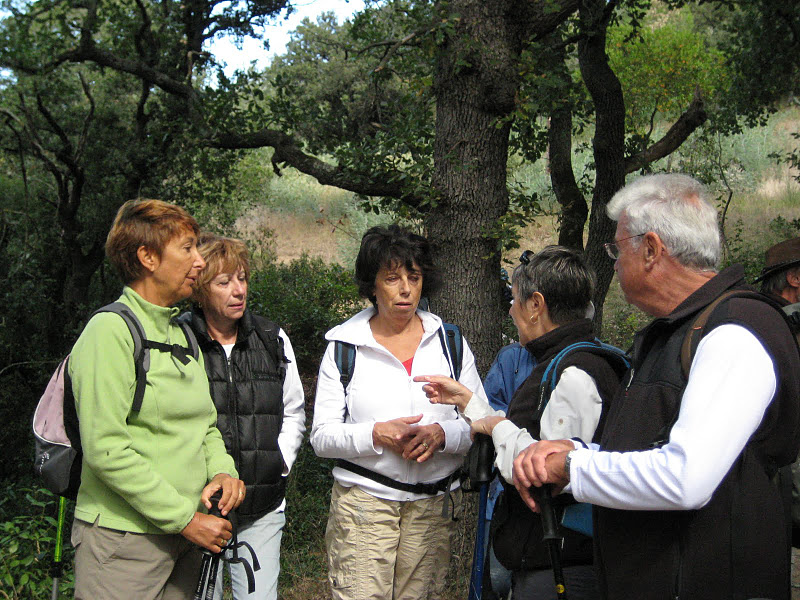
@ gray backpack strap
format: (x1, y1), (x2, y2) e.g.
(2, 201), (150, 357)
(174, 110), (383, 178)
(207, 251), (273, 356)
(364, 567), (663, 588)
(334, 341), (357, 392)
(175, 318), (200, 361)
(93, 302), (148, 412)
(438, 323), (464, 380)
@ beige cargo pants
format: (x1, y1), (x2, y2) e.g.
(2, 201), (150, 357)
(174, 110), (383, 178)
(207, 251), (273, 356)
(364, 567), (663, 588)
(72, 518), (202, 600)
(325, 482), (462, 600)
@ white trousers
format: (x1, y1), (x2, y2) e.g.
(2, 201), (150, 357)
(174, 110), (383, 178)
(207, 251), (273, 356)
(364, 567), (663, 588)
(213, 509), (286, 600)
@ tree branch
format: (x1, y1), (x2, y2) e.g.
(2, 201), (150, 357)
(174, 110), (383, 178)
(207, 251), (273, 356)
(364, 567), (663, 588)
(210, 128), (424, 208)
(624, 89), (707, 174)
(59, 42), (195, 99)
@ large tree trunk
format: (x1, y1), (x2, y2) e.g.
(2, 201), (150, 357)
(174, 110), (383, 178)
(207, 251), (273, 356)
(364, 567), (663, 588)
(427, 0), (528, 374)
(427, 0), (579, 372)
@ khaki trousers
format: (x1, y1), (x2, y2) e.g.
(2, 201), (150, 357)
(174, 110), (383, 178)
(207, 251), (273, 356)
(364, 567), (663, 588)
(325, 482), (461, 600)
(72, 518), (202, 600)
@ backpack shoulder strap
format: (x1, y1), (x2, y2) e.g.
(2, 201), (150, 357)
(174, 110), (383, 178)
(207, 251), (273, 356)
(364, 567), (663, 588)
(783, 302), (800, 336)
(538, 340), (630, 419)
(680, 289), (768, 379)
(250, 314), (285, 365)
(438, 323), (464, 380)
(334, 340), (357, 392)
(92, 302), (148, 412)
(175, 318), (200, 362)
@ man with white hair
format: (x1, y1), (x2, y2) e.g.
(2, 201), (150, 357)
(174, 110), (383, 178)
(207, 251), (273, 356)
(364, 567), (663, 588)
(513, 174), (800, 600)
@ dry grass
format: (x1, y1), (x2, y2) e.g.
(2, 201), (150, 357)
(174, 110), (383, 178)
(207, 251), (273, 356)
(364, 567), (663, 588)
(236, 206), (345, 264)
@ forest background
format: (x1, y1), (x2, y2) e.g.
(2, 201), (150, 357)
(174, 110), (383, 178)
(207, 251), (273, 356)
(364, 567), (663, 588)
(1, 0), (800, 597)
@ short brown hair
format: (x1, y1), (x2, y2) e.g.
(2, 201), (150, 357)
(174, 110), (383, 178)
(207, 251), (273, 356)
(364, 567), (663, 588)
(192, 235), (251, 307)
(105, 199), (200, 284)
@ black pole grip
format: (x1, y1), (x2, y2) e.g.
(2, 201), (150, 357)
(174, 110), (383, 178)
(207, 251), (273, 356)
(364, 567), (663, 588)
(208, 491), (223, 518)
(469, 433), (495, 485)
(531, 484), (561, 541)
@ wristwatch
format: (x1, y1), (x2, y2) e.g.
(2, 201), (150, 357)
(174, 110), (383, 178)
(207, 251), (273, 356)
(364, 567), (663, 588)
(563, 450), (576, 483)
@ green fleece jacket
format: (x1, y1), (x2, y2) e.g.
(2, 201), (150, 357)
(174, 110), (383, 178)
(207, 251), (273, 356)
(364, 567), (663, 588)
(69, 287), (236, 534)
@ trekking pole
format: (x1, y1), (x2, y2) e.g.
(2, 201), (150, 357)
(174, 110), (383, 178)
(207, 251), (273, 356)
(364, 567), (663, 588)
(193, 492), (225, 600)
(50, 496), (66, 600)
(467, 433), (495, 600)
(531, 484), (567, 600)
(468, 482), (489, 600)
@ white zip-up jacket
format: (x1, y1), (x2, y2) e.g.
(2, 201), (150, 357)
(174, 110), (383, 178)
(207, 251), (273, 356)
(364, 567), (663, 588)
(311, 307), (487, 501)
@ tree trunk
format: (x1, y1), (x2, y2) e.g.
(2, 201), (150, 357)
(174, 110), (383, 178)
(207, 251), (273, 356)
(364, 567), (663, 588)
(427, 0), (537, 374)
(550, 107), (588, 251)
(578, 0), (627, 333)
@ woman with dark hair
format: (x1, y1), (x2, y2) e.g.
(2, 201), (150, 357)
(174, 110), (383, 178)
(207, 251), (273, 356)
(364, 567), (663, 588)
(69, 199), (245, 600)
(311, 224), (487, 600)
(417, 246), (625, 600)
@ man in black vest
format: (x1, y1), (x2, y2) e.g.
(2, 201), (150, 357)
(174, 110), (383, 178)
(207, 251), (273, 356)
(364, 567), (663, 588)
(511, 174), (800, 600)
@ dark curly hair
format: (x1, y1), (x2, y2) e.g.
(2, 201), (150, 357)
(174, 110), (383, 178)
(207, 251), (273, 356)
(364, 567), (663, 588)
(355, 225), (442, 307)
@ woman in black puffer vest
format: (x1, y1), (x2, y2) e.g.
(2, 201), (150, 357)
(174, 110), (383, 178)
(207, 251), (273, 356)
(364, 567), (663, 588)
(181, 235), (306, 600)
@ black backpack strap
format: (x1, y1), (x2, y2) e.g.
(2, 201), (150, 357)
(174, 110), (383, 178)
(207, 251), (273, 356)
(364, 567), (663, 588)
(334, 341), (357, 392)
(438, 322), (464, 380)
(784, 302), (800, 334)
(93, 302), (148, 412)
(250, 314), (287, 372)
(335, 459), (456, 496)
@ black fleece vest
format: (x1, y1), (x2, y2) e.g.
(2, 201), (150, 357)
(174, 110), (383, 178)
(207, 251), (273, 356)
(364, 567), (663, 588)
(492, 319), (624, 571)
(184, 309), (287, 521)
(595, 265), (800, 600)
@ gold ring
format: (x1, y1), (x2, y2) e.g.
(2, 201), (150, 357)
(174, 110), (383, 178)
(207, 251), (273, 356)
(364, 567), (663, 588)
(239, 490), (244, 496)
(422, 442), (429, 450)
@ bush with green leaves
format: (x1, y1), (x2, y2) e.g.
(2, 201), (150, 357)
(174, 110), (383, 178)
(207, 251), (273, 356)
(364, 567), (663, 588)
(247, 255), (362, 376)
(0, 483), (74, 600)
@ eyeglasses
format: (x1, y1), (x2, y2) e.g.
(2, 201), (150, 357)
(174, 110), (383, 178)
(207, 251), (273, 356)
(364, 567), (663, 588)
(519, 250), (534, 265)
(604, 233), (645, 260)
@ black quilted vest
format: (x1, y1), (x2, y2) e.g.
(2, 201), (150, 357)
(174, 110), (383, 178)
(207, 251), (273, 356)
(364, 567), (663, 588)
(595, 265), (800, 600)
(492, 319), (624, 571)
(183, 308), (287, 521)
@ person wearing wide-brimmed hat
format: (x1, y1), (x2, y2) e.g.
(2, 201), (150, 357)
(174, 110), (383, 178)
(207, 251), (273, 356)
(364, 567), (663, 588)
(755, 236), (800, 305)
(756, 236), (800, 548)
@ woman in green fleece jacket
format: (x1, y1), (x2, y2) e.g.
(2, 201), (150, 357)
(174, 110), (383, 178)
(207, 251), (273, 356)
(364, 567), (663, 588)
(69, 199), (246, 600)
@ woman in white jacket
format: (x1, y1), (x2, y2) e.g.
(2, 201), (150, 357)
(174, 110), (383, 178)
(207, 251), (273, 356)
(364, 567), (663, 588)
(311, 225), (487, 600)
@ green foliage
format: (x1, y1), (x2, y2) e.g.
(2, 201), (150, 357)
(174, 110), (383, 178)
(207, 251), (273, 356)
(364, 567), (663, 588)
(711, 1), (800, 129)
(279, 440), (334, 593)
(0, 484), (74, 600)
(608, 11), (728, 136)
(247, 255), (362, 375)
(267, 3), (437, 210)
(722, 216), (800, 282)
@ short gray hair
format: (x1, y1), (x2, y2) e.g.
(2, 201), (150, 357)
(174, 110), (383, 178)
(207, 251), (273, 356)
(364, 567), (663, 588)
(607, 174), (720, 271)
(512, 246), (595, 325)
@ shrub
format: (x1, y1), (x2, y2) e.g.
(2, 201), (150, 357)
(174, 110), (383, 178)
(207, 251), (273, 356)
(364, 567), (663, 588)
(247, 255), (362, 376)
(0, 483), (74, 599)
(279, 439), (334, 599)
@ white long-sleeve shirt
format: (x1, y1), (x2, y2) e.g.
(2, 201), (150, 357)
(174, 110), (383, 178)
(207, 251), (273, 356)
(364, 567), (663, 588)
(462, 366), (603, 483)
(568, 324), (776, 511)
(276, 330), (306, 476)
(311, 307), (485, 500)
